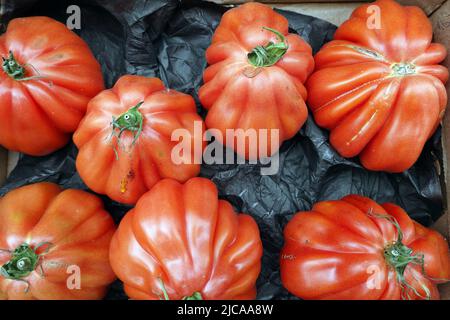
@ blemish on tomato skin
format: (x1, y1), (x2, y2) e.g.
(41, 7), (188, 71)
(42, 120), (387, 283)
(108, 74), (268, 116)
(31, 37), (47, 50)
(281, 254), (296, 260)
(120, 170), (135, 193)
(120, 177), (127, 193)
(127, 169), (135, 180)
(46, 53), (65, 62)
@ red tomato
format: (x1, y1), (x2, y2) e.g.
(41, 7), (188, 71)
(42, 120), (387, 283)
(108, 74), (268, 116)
(306, 0), (448, 172)
(199, 2), (314, 160)
(0, 183), (116, 300)
(280, 195), (450, 300)
(109, 177), (263, 300)
(0, 17), (104, 155)
(74, 75), (205, 204)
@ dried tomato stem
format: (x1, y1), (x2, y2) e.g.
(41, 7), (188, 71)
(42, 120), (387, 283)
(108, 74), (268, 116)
(390, 62), (416, 77)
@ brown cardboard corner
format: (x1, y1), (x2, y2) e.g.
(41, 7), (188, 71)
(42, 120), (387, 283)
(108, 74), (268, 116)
(399, 0), (447, 15)
(268, 3), (361, 25)
(428, 0), (450, 300)
(431, 0), (450, 239)
(210, 0), (446, 15)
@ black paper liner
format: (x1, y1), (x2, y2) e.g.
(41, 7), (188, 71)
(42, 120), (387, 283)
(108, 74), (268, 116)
(0, 0), (444, 300)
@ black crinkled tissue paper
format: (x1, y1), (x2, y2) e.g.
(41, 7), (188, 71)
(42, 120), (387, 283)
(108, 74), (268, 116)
(0, 0), (444, 300)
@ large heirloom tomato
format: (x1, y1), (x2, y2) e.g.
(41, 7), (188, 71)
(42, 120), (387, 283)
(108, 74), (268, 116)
(74, 75), (205, 204)
(280, 195), (450, 300)
(0, 17), (104, 155)
(110, 177), (263, 300)
(306, 0), (448, 172)
(198, 2), (314, 159)
(0, 183), (116, 300)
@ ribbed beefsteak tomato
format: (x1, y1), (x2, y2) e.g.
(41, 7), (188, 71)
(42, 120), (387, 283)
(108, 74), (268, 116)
(198, 2), (314, 159)
(109, 177), (263, 300)
(0, 16), (104, 155)
(306, 0), (448, 172)
(74, 75), (205, 204)
(0, 183), (116, 300)
(281, 195), (450, 300)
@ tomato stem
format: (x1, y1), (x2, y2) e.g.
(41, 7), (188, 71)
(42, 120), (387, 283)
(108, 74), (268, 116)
(0, 242), (53, 292)
(157, 278), (203, 300)
(110, 101), (144, 159)
(158, 278), (170, 300)
(390, 62), (416, 77)
(368, 210), (430, 300)
(2, 51), (26, 79)
(2, 51), (50, 83)
(182, 292), (203, 300)
(247, 27), (289, 68)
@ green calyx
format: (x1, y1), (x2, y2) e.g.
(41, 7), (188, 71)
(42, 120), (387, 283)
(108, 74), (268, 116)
(110, 101), (144, 157)
(0, 242), (52, 282)
(346, 45), (417, 77)
(157, 278), (203, 301)
(182, 292), (203, 300)
(2, 51), (26, 80)
(383, 240), (428, 298)
(113, 102), (144, 131)
(369, 211), (430, 300)
(247, 27), (289, 68)
(0, 244), (40, 279)
(2, 50), (48, 82)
